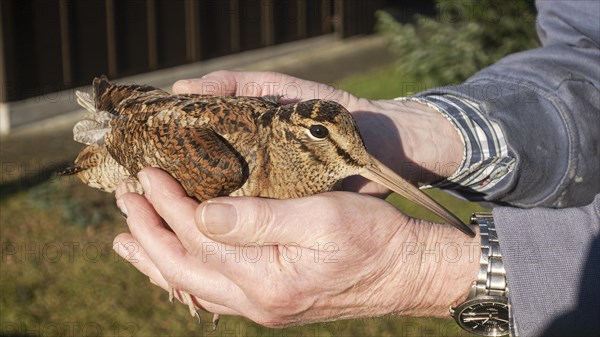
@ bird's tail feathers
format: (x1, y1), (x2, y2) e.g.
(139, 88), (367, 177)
(73, 89), (113, 146)
(57, 165), (84, 176)
(73, 75), (166, 146)
(76, 90), (95, 113)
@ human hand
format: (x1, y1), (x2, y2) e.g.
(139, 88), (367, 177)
(114, 168), (479, 327)
(173, 71), (464, 194)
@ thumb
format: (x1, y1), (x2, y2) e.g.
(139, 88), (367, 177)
(195, 192), (390, 247)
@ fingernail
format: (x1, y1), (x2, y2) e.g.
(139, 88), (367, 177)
(115, 179), (140, 198)
(116, 199), (128, 219)
(113, 242), (129, 259)
(138, 171), (151, 197)
(179, 78), (203, 83)
(200, 202), (237, 235)
(115, 183), (127, 199)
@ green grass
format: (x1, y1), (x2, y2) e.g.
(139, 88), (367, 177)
(335, 65), (424, 99)
(1, 65), (483, 336)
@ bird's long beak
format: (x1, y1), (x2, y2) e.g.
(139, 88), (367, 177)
(360, 156), (475, 237)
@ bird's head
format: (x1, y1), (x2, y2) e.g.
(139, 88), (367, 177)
(258, 99), (474, 237)
(259, 99), (372, 179)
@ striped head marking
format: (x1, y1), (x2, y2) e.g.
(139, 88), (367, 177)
(259, 99), (372, 178)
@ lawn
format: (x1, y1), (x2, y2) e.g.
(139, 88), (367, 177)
(0, 64), (483, 336)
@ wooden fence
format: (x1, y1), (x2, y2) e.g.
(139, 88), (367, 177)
(0, 0), (397, 103)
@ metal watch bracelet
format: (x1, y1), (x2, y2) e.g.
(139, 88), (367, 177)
(450, 212), (512, 337)
(471, 212), (508, 299)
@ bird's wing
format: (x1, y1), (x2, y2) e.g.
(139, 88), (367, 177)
(155, 124), (247, 201)
(149, 94), (279, 136)
(106, 121), (246, 202)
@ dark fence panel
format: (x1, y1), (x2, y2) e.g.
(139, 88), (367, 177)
(0, 0), (401, 103)
(69, 0), (109, 86)
(114, 0), (150, 77)
(306, 0), (332, 38)
(1, 0), (64, 100)
(155, 0), (187, 68)
(238, 0), (263, 51)
(273, 0), (300, 44)
(336, 0), (384, 38)
(199, 0), (235, 59)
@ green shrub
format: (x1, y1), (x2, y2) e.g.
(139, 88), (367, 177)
(376, 0), (539, 87)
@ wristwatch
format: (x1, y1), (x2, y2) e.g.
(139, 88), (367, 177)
(450, 212), (510, 336)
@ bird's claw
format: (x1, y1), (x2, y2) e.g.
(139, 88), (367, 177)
(168, 285), (175, 304)
(212, 314), (220, 331)
(168, 285), (219, 328)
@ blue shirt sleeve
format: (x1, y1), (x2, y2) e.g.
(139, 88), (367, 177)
(413, 0), (600, 208)
(398, 95), (515, 199)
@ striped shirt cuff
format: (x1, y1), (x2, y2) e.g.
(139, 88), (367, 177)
(397, 95), (515, 194)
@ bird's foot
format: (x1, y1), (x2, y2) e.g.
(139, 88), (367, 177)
(168, 285), (223, 329)
(180, 291), (200, 322)
(212, 314), (220, 331)
(168, 285), (175, 304)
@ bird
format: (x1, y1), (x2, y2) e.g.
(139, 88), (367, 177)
(60, 75), (475, 329)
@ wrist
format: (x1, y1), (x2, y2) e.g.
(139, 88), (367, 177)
(351, 99), (464, 184)
(384, 219), (480, 317)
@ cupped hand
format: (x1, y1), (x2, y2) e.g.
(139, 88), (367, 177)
(114, 168), (478, 327)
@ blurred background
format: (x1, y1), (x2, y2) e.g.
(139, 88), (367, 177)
(2, 0), (441, 130)
(1, 0), (536, 336)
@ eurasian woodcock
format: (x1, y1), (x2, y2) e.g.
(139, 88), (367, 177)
(60, 76), (475, 328)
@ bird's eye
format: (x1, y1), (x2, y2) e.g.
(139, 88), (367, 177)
(309, 124), (329, 139)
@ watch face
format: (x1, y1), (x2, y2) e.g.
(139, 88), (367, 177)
(454, 296), (510, 336)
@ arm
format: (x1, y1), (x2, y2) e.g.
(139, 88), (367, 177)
(416, 0), (600, 208)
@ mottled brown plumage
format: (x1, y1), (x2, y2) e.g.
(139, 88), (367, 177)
(61, 76), (474, 328)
